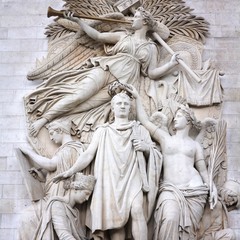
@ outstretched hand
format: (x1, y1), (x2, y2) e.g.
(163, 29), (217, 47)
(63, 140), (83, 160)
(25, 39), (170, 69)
(52, 170), (73, 183)
(29, 168), (46, 182)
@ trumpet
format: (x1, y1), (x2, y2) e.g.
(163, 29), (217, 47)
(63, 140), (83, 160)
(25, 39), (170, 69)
(47, 6), (132, 24)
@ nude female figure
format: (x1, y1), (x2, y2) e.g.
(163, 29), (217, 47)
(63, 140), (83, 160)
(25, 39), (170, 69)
(127, 85), (218, 240)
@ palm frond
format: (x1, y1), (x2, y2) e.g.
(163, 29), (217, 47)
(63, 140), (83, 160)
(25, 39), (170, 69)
(141, 0), (209, 42)
(208, 120), (227, 182)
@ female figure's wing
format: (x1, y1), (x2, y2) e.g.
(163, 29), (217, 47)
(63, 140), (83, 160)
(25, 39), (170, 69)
(27, 0), (126, 81)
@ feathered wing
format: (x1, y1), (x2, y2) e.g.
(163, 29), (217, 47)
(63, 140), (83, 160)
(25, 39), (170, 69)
(62, 0), (116, 16)
(63, 0), (209, 42)
(196, 118), (218, 167)
(27, 0), (126, 80)
(27, 0), (209, 80)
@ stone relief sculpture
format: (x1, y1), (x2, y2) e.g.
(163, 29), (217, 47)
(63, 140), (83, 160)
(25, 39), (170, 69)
(127, 85), (218, 239)
(197, 180), (240, 240)
(17, 119), (86, 239)
(19, 119), (85, 199)
(33, 172), (95, 240)
(24, 0), (222, 149)
(53, 91), (162, 239)
(26, 7), (179, 140)
(17, 0), (235, 239)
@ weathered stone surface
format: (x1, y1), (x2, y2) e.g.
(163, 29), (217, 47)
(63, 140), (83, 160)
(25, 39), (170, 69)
(0, 0), (240, 238)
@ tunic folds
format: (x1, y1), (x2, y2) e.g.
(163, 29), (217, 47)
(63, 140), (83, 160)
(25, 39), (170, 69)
(25, 35), (158, 140)
(18, 141), (84, 240)
(89, 121), (162, 232)
(34, 197), (86, 240)
(154, 182), (208, 240)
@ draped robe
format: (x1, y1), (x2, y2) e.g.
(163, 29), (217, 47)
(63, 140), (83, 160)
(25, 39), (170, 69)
(154, 182), (208, 240)
(25, 35), (159, 142)
(89, 121), (162, 233)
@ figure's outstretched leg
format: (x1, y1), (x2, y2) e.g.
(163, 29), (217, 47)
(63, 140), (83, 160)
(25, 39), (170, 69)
(154, 191), (180, 240)
(30, 68), (112, 136)
(131, 191), (147, 240)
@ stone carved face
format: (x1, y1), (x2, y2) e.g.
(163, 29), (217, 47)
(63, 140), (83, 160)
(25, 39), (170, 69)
(174, 110), (188, 130)
(223, 190), (238, 208)
(221, 180), (240, 211)
(48, 128), (63, 145)
(74, 189), (92, 204)
(132, 11), (145, 30)
(111, 94), (131, 119)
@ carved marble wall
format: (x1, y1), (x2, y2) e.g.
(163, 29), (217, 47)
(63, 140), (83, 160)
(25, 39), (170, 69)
(0, 0), (240, 239)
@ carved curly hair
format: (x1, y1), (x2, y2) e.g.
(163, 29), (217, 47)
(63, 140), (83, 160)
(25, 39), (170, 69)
(137, 7), (157, 30)
(63, 173), (96, 191)
(177, 105), (201, 130)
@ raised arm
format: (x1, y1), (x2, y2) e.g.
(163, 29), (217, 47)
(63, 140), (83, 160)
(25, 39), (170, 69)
(19, 145), (57, 172)
(65, 13), (126, 44)
(147, 44), (179, 80)
(127, 85), (170, 145)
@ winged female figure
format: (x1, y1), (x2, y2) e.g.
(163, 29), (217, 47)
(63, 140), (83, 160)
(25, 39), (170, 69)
(26, 6), (179, 139)
(25, 0), (210, 148)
